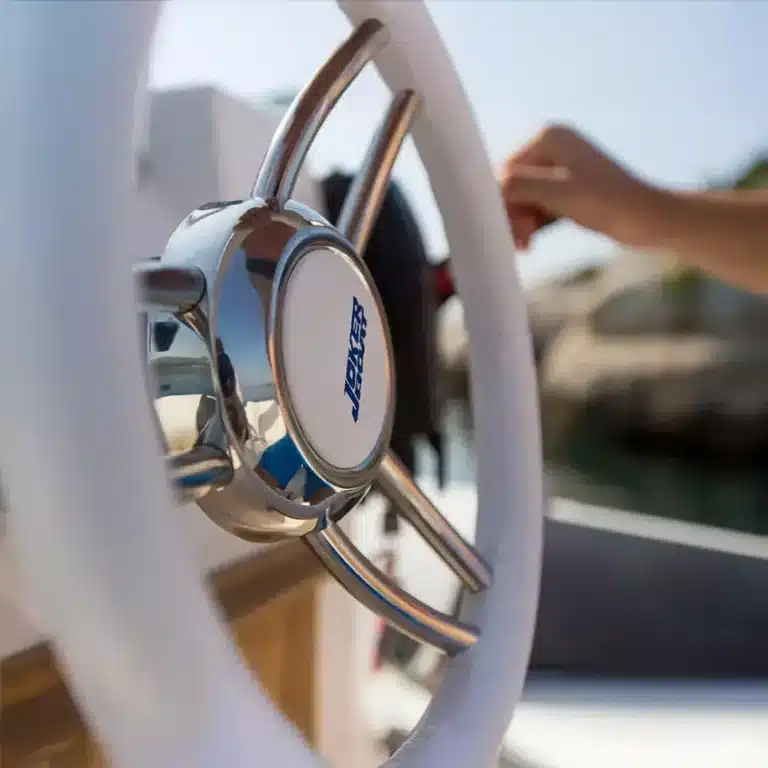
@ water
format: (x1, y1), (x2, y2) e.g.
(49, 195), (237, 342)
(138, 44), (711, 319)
(546, 419), (768, 537)
(420, 402), (768, 538)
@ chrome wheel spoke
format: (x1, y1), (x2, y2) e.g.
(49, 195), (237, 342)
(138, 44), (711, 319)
(252, 19), (389, 207)
(377, 451), (493, 593)
(306, 524), (478, 654)
(166, 445), (233, 503)
(337, 89), (421, 253)
(134, 261), (206, 314)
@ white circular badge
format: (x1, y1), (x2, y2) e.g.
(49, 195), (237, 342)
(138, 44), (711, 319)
(279, 247), (391, 472)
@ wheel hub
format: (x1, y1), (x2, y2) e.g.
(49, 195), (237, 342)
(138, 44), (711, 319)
(147, 199), (394, 540)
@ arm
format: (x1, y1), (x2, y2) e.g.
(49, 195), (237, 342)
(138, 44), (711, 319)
(501, 125), (768, 293)
(642, 187), (768, 292)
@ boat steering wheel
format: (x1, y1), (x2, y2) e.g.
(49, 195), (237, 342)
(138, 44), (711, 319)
(0, 1), (543, 765)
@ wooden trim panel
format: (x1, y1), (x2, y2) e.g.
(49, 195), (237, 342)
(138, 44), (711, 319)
(1, 541), (326, 766)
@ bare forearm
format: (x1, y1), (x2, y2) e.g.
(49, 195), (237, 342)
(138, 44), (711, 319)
(640, 187), (768, 292)
(502, 125), (768, 292)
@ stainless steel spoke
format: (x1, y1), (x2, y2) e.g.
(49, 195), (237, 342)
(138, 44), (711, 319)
(134, 262), (206, 314)
(337, 89), (421, 254)
(377, 451), (493, 593)
(252, 19), (389, 207)
(166, 446), (233, 503)
(306, 524), (478, 654)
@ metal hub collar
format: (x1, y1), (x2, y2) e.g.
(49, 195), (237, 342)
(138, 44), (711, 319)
(269, 226), (394, 489)
(147, 199), (395, 538)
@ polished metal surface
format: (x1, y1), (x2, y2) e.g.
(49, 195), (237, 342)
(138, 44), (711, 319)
(377, 452), (492, 592)
(166, 445), (233, 503)
(337, 89), (421, 254)
(145, 198), (382, 540)
(138, 17), (491, 649)
(307, 524), (479, 654)
(252, 18), (389, 207)
(135, 262), (206, 314)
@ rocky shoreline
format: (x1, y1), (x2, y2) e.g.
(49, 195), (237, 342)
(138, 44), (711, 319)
(441, 250), (768, 460)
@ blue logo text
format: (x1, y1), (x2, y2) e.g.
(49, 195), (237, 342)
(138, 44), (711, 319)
(343, 296), (367, 422)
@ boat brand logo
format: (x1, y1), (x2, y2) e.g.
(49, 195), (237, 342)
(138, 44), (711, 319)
(343, 296), (367, 423)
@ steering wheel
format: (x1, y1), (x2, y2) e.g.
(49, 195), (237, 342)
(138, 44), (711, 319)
(0, 1), (543, 766)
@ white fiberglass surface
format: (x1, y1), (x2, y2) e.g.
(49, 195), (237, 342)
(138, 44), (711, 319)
(367, 665), (768, 768)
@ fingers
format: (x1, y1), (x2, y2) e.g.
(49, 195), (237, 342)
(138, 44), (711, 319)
(501, 163), (572, 207)
(501, 165), (571, 249)
(506, 204), (556, 250)
(500, 124), (583, 249)
(507, 208), (535, 250)
(503, 123), (577, 169)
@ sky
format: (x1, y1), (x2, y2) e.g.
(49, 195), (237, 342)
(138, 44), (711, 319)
(149, 0), (768, 284)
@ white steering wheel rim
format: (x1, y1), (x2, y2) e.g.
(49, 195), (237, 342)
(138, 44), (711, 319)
(0, 1), (543, 766)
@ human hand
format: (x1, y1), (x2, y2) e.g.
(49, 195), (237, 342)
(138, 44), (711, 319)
(500, 124), (660, 250)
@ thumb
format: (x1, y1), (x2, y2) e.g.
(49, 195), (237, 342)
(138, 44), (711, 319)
(501, 164), (572, 213)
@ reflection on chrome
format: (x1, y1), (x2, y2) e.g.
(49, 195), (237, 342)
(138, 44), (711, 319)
(142, 199), (372, 541)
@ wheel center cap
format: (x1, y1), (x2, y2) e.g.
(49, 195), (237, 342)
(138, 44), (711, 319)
(272, 237), (393, 487)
